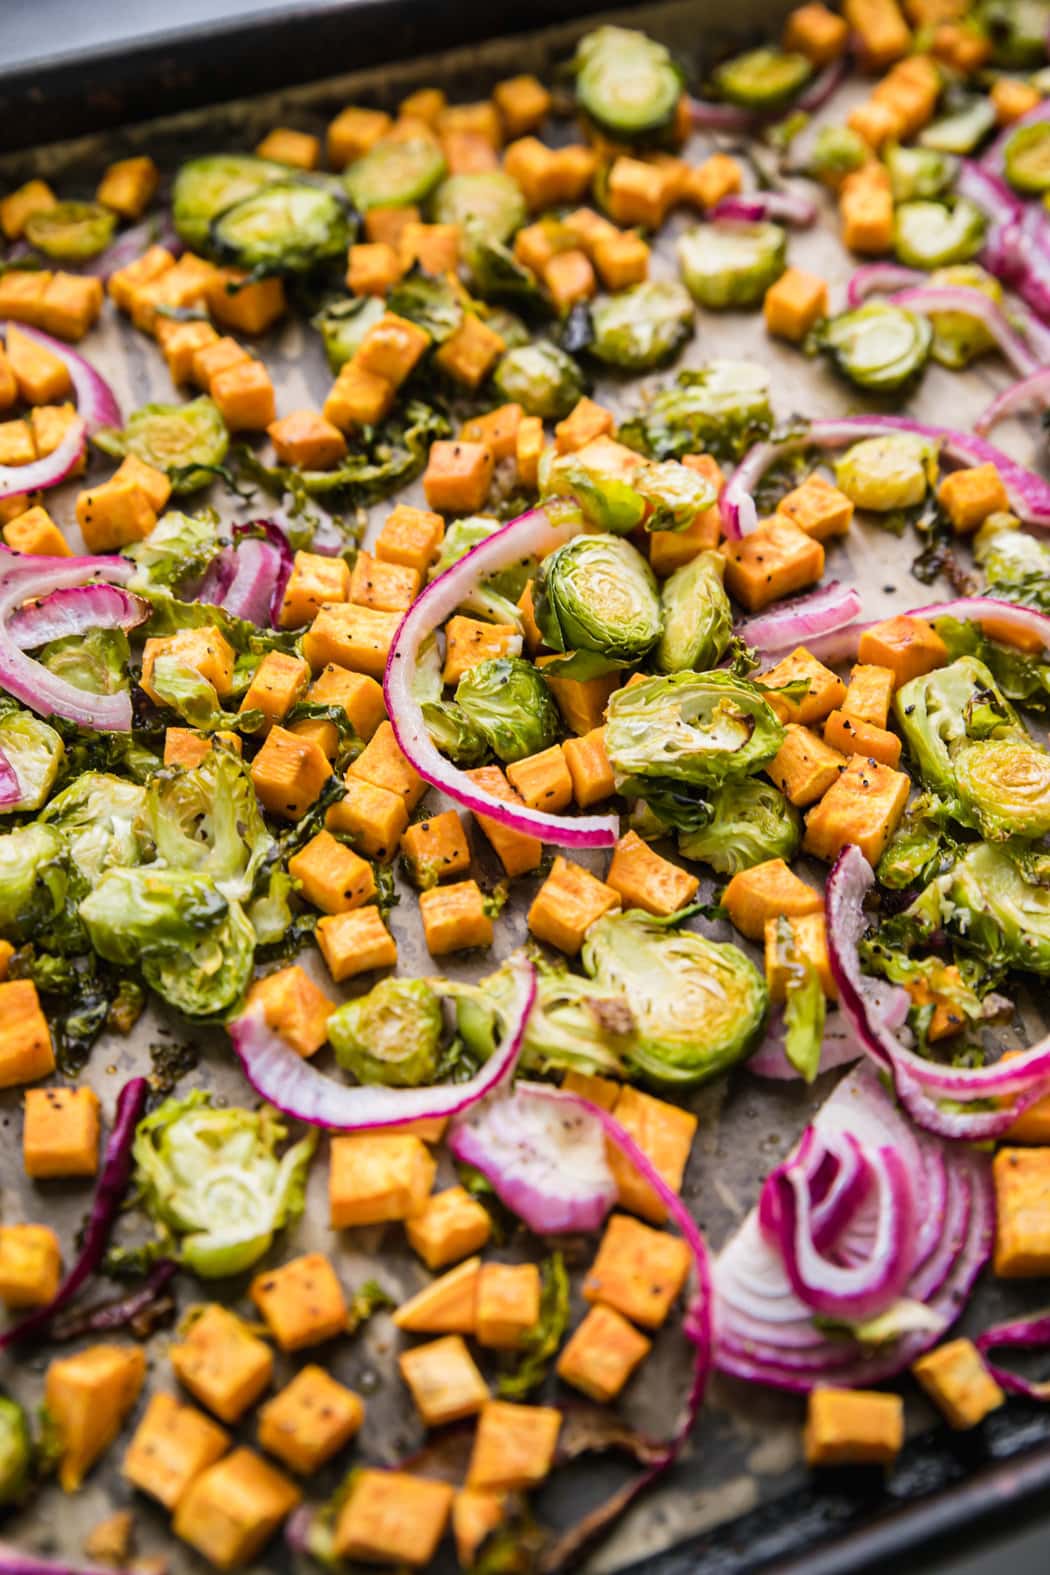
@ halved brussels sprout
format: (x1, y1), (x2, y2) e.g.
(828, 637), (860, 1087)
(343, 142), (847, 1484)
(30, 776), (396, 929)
(915, 841), (1050, 975)
(974, 510), (1050, 595)
(492, 342), (586, 419)
(572, 26), (684, 140)
(582, 910), (768, 1085)
(678, 221), (787, 309)
(979, 0), (1048, 65)
(928, 263), (1004, 368)
(919, 96), (997, 155)
(587, 281), (694, 370)
(894, 198), (986, 270)
(834, 432), (939, 511)
(820, 303), (932, 391)
(656, 550), (733, 674)
(0, 1397), (30, 1507)
(40, 628), (130, 698)
(0, 823), (72, 944)
(387, 271), (464, 343)
(125, 509), (225, 591)
(1004, 121), (1050, 194)
(543, 444), (715, 537)
(0, 712), (63, 813)
(315, 295), (386, 371)
(344, 136), (447, 211)
(619, 360), (773, 461)
(41, 772), (149, 884)
(894, 655), (1020, 799)
(713, 47), (812, 108)
(678, 776), (801, 873)
(329, 978), (442, 1085)
(431, 172), (527, 243)
(455, 656), (560, 763)
(94, 398), (229, 493)
(172, 153), (287, 249)
(885, 144), (958, 203)
(953, 735), (1050, 839)
(606, 671), (785, 787)
(143, 900), (255, 1016)
(808, 126), (869, 184)
(536, 534), (663, 678)
(80, 867), (229, 967)
(211, 181), (353, 273)
(25, 200), (116, 261)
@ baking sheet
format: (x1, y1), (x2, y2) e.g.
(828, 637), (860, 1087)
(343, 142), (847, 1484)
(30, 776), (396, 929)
(2, 5), (1050, 1571)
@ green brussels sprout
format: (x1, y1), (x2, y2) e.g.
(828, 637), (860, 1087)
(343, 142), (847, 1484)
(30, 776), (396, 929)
(771, 914), (826, 1082)
(79, 867), (229, 967)
(834, 432), (939, 511)
(41, 772), (149, 883)
(344, 137), (446, 210)
(820, 303), (932, 391)
(607, 672), (785, 788)
(656, 550), (733, 673)
(808, 126), (869, 183)
(455, 657), (560, 763)
(492, 342), (586, 419)
(455, 960), (631, 1080)
(211, 182), (354, 273)
(145, 747), (278, 903)
(386, 271), (464, 343)
(876, 791), (958, 890)
(93, 398), (229, 493)
(143, 899), (256, 1016)
(912, 841), (1050, 975)
(132, 1089), (316, 1278)
(40, 628), (130, 697)
(0, 823), (71, 943)
(927, 263), (1004, 368)
(678, 776), (801, 873)
(1004, 121), (1050, 194)
(979, 0), (1048, 65)
(571, 26), (684, 140)
(0, 711), (64, 812)
(125, 509), (225, 591)
(894, 198), (986, 270)
(172, 153), (287, 249)
(0, 1396), (30, 1507)
(543, 445), (715, 537)
(582, 910), (768, 1085)
(329, 978), (442, 1085)
(920, 96), (997, 155)
(25, 200), (116, 261)
(678, 221), (787, 309)
(894, 655), (1020, 800)
(885, 144), (958, 203)
(974, 511), (1048, 586)
(535, 534), (662, 679)
(587, 281), (694, 370)
(952, 736), (1050, 839)
(484, 307), (530, 348)
(314, 295), (386, 372)
(431, 172), (527, 243)
(618, 360), (773, 462)
(934, 614), (1050, 714)
(430, 516), (534, 602)
(713, 47), (812, 108)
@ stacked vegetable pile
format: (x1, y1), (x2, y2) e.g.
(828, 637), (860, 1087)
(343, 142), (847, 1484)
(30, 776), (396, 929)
(1, 2), (1050, 1569)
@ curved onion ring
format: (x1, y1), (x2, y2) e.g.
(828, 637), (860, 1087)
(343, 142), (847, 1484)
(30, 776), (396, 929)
(0, 412), (85, 501)
(734, 580), (862, 653)
(2, 322), (120, 434)
(976, 367), (1050, 436)
(6, 583), (149, 649)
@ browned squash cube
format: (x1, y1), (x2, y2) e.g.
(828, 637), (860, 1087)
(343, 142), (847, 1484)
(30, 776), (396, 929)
(257, 1366), (364, 1474)
(123, 1391), (230, 1510)
(583, 1213), (690, 1329)
(466, 1400), (561, 1491)
(400, 1334), (489, 1427)
(334, 1469), (454, 1566)
(250, 725), (331, 820)
(556, 1304), (651, 1402)
(174, 1447), (300, 1570)
(528, 856), (620, 955)
(23, 1085), (100, 1178)
(250, 1252), (349, 1350)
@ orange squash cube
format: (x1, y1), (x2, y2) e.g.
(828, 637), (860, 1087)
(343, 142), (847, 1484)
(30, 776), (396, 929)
(422, 439), (494, 514)
(109, 244), (175, 312)
(401, 810), (471, 888)
(434, 314), (506, 388)
(493, 74), (551, 138)
(0, 270), (50, 328)
(279, 548), (350, 629)
(255, 127), (321, 168)
(316, 905), (398, 980)
(442, 614), (520, 684)
(257, 1367), (363, 1474)
(467, 1401), (561, 1491)
(683, 153), (744, 211)
(609, 1085), (698, 1223)
(45, 1344), (146, 1493)
(804, 1388), (903, 1466)
(140, 625), (236, 705)
(0, 1224), (61, 1307)
(912, 1339), (1005, 1430)
(593, 229), (651, 290)
(239, 649), (311, 732)
(0, 179), (56, 240)
(326, 776), (408, 861)
(302, 601), (401, 677)
(6, 324), (71, 405)
(23, 1085), (100, 1179)
(0, 980), (54, 1088)
(419, 879), (493, 955)
(803, 753), (911, 864)
(777, 473), (854, 541)
(363, 204), (421, 248)
(349, 550), (420, 612)
(327, 106), (393, 169)
(824, 708), (902, 767)
(329, 1131), (434, 1226)
(400, 1334), (489, 1427)
(993, 1148), (1050, 1277)
(760, 646), (847, 725)
(394, 1256), (481, 1335)
(461, 402), (523, 462)
(405, 1185), (492, 1269)
(465, 765), (543, 877)
(555, 396), (615, 455)
(170, 1305), (273, 1423)
(122, 1391), (229, 1509)
(245, 965), (334, 1058)
(173, 1447), (299, 1570)
(250, 725), (331, 820)
(355, 311), (431, 387)
(784, 2), (850, 62)
(3, 506), (71, 557)
(528, 856), (620, 955)
(563, 727), (616, 808)
(606, 831), (699, 917)
(347, 241), (404, 296)
(289, 664), (386, 758)
(841, 663), (896, 728)
(723, 858), (822, 942)
(768, 723), (848, 805)
(583, 1213), (691, 1329)
(96, 156), (159, 219)
(764, 267), (829, 343)
(250, 1252), (348, 1351)
(722, 517), (825, 612)
(476, 1262), (541, 1349)
(399, 221), (460, 274)
(856, 614), (948, 687)
(324, 361), (395, 430)
(845, 0), (912, 67)
(375, 503), (445, 574)
(506, 744), (573, 813)
(334, 1470), (454, 1566)
(268, 408), (348, 471)
(544, 248), (597, 313)
(289, 828), (376, 913)
(938, 463), (1010, 534)
(211, 358), (276, 431)
(349, 719), (425, 808)
(557, 1304), (651, 1402)
(765, 910), (838, 1002)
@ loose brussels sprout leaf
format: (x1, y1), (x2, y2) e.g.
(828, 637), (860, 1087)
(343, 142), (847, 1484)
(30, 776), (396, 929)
(894, 655), (1020, 801)
(1004, 121), (1050, 194)
(927, 263), (1003, 368)
(974, 511), (1050, 610)
(79, 867), (229, 967)
(572, 26), (683, 139)
(919, 95), (997, 155)
(656, 550), (733, 673)
(619, 360), (773, 462)
(455, 960), (633, 1080)
(808, 126), (869, 183)
(40, 772), (149, 883)
(148, 654), (231, 732)
(386, 270), (464, 343)
(911, 841), (1050, 976)
(172, 153), (287, 249)
(876, 791), (958, 890)
(0, 1396), (30, 1507)
(464, 235), (544, 302)
(953, 736), (1050, 839)
(24, 200), (116, 261)
(492, 342), (586, 420)
(536, 534), (663, 678)
(431, 172), (527, 244)
(582, 910), (768, 1085)
(314, 295), (386, 372)
(713, 46), (812, 108)
(40, 628), (130, 698)
(678, 221), (787, 310)
(886, 144), (958, 203)
(344, 136), (447, 210)
(935, 614), (1050, 714)
(455, 656), (560, 763)
(132, 1090), (316, 1278)
(211, 182), (353, 273)
(834, 432), (939, 511)
(979, 0), (1048, 65)
(678, 776), (801, 873)
(125, 509), (225, 591)
(894, 198), (986, 270)
(146, 746), (278, 902)
(94, 398), (229, 493)
(329, 978), (442, 1085)
(246, 398), (449, 502)
(143, 899), (256, 1016)
(0, 823), (72, 944)
(773, 915), (826, 1083)
(606, 672), (785, 788)
(588, 281), (694, 370)
(0, 711), (64, 812)
(819, 303), (932, 392)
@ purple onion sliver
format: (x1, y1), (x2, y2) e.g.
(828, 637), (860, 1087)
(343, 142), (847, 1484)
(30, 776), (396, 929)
(0, 415), (85, 501)
(976, 367), (1050, 435)
(734, 579), (863, 652)
(6, 584), (150, 650)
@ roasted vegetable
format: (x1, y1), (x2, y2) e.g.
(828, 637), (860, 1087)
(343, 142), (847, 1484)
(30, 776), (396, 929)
(455, 657), (561, 762)
(1003, 121), (1050, 194)
(172, 153), (287, 250)
(678, 777), (801, 874)
(819, 303), (932, 392)
(211, 181), (353, 273)
(588, 281), (694, 370)
(572, 25), (684, 140)
(678, 221), (787, 310)
(893, 199), (985, 270)
(655, 550), (733, 673)
(535, 534), (663, 678)
(344, 137), (446, 210)
(606, 671), (785, 788)
(24, 201), (116, 261)
(0, 711), (64, 813)
(431, 171), (527, 243)
(714, 46), (811, 108)
(619, 360), (772, 461)
(329, 977), (442, 1086)
(492, 342), (586, 420)
(886, 145), (958, 204)
(94, 399), (229, 493)
(834, 432), (938, 511)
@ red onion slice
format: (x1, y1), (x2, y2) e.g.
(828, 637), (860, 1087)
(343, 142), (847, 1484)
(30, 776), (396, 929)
(0, 1077), (148, 1352)
(449, 1080), (618, 1234)
(734, 580), (862, 653)
(885, 285), (1039, 377)
(796, 57), (848, 113)
(203, 523), (292, 628)
(230, 953), (535, 1129)
(688, 99), (757, 131)
(710, 190), (817, 228)
(976, 1312), (1050, 1402)
(2, 322), (120, 434)
(383, 502), (619, 848)
(0, 412), (85, 501)
(0, 1550), (126, 1575)
(845, 263), (926, 308)
(6, 583), (149, 649)
(976, 366), (1050, 435)
(826, 844), (1050, 1139)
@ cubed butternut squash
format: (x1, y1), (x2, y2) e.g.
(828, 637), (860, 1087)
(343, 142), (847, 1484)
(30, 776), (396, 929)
(250, 725), (331, 820)
(583, 1213), (690, 1329)
(803, 753), (911, 864)
(0, 979), (54, 1088)
(393, 1256), (481, 1335)
(0, 179), (57, 240)
(349, 550), (420, 613)
(401, 810), (471, 888)
(804, 1388), (903, 1466)
(324, 361), (395, 430)
(528, 856), (620, 955)
(334, 1469), (454, 1567)
(316, 905), (398, 980)
(289, 828), (376, 914)
(405, 1185), (492, 1269)
(420, 878), (493, 955)
(538, 662), (620, 736)
(606, 831), (699, 917)
(6, 323), (71, 405)
(840, 161), (895, 253)
(4, 505), (71, 557)
(506, 744), (573, 813)
(326, 776), (408, 861)
(555, 396), (615, 456)
(245, 965), (334, 1058)
(465, 765), (542, 877)
(467, 1400), (562, 1491)
(356, 311), (431, 387)
(302, 602), (401, 678)
(240, 649), (310, 732)
(347, 240), (404, 296)
(96, 155), (159, 219)
(460, 402), (522, 463)
(784, 2), (851, 63)
(765, 910), (838, 1002)
(777, 474), (854, 540)
(171, 1305), (273, 1423)
(764, 267), (829, 343)
(723, 857), (822, 942)
(722, 517), (825, 612)
(123, 1392), (230, 1510)
(442, 614), (521, 685)
(594, 229), (650, 290)
(841, 663), (895, 727)
(609, 1085), (697, 1224)
(76, 477), (157, 552)
(257, 1366), (364, 1474)
(327, 106), (393, 169)
(768, 723), (848, 806)
(400, 221), (461, 274)
(824, 708), (902, 767)
(46, 1344), (146, 1492)
(290, 663), (386, 759)
(279, 548), (350, 629)
(250, 1252), (348, 1350)
(435, 314), (506, 388)
(329, 1131), (435, 1226)
(23, 1085), (100, 1178)
(856, 614), (948, 686)
(423, 439), (495, 514)
(494, 74), (551, 137)
(256, 127), (321, 168)
(0, 1223), (61, 1307)
(400, 1334), (489, 1427)
(993, 1148), (1050, 1277)
(563, 727), (616, 808)
(844, 0), (912, 67)
(556, 1304), (651, 1402)
(476, 1262), (541, 1349)
(268, 409), (347, 470)
(683, 153), (744, 210)
(173, 1447), (299, 1571)
(992, 77), (1041, 126)
(375, 503), (445, 574)
(212, 358), (276, 431)
(349, 719), (425, 809)
(912, 1339), (1004, 1429)
(760, 646), (847, 725)
(938, 464), (1010, 534)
